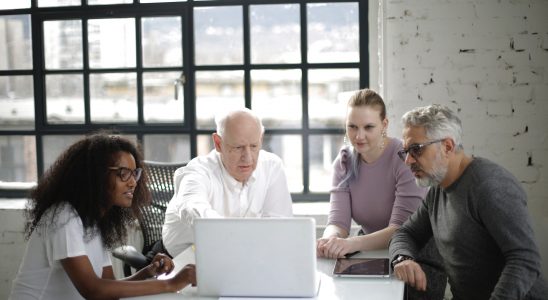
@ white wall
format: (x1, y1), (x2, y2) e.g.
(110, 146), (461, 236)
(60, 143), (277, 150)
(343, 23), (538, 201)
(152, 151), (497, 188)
(380, 0), (548, 277)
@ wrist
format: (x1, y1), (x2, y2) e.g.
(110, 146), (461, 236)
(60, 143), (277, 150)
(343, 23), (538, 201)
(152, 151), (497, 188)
(391, 255), (414, 268)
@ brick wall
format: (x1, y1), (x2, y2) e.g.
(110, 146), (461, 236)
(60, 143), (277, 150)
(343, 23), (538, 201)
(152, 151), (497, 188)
(381, 0), (548, 278)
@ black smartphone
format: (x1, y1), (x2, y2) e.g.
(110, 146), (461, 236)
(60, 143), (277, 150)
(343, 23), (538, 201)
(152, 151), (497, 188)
(332, 258), (390, 277)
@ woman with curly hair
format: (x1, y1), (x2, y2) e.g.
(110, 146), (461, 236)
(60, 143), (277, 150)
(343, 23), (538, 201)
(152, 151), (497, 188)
(9, 132), (196, 300)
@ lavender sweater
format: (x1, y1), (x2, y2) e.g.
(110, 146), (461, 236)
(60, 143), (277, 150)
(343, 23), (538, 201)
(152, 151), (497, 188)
(327, 138), (428, 234)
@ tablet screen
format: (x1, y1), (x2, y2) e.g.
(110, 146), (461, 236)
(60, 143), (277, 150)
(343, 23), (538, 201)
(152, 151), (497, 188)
(333, 258), (390, 277)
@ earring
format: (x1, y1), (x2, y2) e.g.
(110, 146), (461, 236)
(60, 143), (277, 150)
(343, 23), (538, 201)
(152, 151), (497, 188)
(380, 130), (387, 150)
(343, 135), (348, 145)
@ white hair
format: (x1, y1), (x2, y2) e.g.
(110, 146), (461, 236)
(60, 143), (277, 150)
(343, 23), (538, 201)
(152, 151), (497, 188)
(214, 107), (265, 137)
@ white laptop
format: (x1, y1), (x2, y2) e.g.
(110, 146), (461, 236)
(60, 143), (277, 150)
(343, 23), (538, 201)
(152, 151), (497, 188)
(193, 217), (320, 298)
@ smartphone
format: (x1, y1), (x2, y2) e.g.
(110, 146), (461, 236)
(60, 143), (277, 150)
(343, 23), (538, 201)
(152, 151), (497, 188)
(332, 258), (390, 278)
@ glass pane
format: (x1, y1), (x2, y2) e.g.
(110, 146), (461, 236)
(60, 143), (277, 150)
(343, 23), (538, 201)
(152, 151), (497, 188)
(250, 4), (300, 64)
(263, 134), (302, 193)
(88, 0), (132, 4)
(143, 134), (190, 162)
(88, 18), (136, 68)
(90, 73), (137, 123)
(0, 15), (32, 70)
(44, 20), (83, 70)
(307, 3), (359, 63)
(39, 0), (81, 7)
(143, 71), (184, 123)
(142, 17), (182, 67)
(308, 68), (359, 128)
(197, 134), (214, 157)
(43, 135), (82, 171)
(0, 2), (30, 9)
(309, 134), (344, 193)
(0, 76), (34, 130)
(195, 70), (244, 129)
(194, 6), (243, 65)
(46, 74), (84, 124)
(0, 136), (36, 182)
(251, 69), (301, 129)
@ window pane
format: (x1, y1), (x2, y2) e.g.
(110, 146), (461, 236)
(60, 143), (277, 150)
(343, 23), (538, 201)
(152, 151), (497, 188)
(143, 134), (190, 162)
(308, 68), (359, 128)
(38, 0), (81, 7)
(44, 20), (83, 70)
(143, 71), (184, 123)
(88, 0), (132, 4)
(263, 134), (303, 193)
(0, 76), (34, 130)
(88, 18), (136, 68)
(197, 134), (214, 157)
(43, 135), (82, 171)
(195, 70), (244, 129)
(309, 134), (343, 193)
(307, 3), (359, 63)
(90, 73), (137, 123)
(46, 74), (84, 124)
(194, 6), (243, 65)
(251, 69), (301, 129)
(0, 15), (32, 70)
(0, 2), (30, 9)
(250, 4), (300, 64)
(0, 136), (36, 182)
(142, 16), (182, 67)
(140, 0), (186, 4)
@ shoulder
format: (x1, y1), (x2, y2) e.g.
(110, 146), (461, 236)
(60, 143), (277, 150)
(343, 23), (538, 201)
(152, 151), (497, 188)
(257, 150), (284, 170)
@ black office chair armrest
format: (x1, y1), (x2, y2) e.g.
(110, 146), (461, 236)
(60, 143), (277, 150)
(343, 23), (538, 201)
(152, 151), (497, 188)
(112, 245), (149, 271)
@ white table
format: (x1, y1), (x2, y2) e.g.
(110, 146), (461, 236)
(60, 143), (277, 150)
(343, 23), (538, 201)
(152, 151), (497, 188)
(123, 248), (404, 300)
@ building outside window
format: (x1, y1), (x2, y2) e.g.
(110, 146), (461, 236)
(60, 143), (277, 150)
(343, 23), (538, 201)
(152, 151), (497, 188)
(0, 0), (367, 201)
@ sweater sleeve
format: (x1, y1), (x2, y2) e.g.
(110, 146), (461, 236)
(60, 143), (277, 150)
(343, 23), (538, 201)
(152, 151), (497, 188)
(326, 148), (352, 232)
(389, 188), (435, 265)
(475, 174), (543, 300)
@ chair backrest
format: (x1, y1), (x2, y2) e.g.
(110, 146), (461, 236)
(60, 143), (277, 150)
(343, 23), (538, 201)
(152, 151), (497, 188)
(140, 160), (186, 253)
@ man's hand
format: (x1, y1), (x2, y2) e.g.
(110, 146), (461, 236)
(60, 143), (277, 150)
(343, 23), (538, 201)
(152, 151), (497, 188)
(393, 260), (427, 291)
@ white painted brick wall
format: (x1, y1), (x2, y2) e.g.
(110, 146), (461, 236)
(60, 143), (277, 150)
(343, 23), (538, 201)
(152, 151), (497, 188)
(383, 0), (548, 280)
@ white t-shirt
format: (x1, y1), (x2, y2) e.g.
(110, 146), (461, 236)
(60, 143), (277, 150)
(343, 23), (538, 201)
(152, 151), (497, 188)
(9, 203), (111, 300)
(162, 150), (293, 257)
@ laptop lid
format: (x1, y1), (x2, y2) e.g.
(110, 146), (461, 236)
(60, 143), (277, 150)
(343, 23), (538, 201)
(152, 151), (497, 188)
(193, 217), (319, 298)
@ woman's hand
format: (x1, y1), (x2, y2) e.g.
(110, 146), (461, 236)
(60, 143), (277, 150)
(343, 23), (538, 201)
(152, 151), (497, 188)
(316, 236), (355, 259)
(167, 264), (197, 292)
(144, 253), (175, 278)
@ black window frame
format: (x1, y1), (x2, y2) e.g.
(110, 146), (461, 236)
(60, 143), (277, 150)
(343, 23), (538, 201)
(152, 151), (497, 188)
(0, 0), (369, 201)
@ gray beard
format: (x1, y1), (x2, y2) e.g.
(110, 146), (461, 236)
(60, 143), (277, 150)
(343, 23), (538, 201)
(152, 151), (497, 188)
(415, 151), (448, 187)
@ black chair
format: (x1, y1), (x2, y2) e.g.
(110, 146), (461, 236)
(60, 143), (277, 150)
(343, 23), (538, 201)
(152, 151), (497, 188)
(112, 160), (186, 276)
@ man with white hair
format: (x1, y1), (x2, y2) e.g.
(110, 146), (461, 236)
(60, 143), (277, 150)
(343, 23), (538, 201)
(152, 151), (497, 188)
(389, 104), (547, 299)
(162, 107), (293, 257)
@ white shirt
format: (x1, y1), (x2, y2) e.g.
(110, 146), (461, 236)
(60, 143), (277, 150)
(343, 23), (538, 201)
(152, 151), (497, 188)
(162, 150), (293, 257)
(10, 203), (111, 300)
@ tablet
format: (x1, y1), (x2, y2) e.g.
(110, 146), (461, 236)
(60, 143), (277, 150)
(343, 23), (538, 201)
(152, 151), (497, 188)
(332, 258), (390, 278)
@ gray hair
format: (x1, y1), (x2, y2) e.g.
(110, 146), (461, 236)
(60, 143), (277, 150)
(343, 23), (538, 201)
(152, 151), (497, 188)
(401, 104), (464, 150)
(214, 107), (265, 137)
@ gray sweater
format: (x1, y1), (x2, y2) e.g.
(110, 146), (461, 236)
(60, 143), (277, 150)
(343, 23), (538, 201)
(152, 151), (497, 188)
(390, 157), (548, 300)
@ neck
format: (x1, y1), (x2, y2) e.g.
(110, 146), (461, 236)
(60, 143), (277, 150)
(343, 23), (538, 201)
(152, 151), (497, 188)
(360, 137), (388, 163)
(440, 151), (472, 188)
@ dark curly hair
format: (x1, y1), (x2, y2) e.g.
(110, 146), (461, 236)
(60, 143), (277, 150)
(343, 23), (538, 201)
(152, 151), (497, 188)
(24, 131), (151, 249)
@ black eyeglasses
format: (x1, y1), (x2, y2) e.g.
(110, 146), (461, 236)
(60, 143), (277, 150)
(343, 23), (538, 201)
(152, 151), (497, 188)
(108, 167), (142, 182)
(397, 139), (445, 161)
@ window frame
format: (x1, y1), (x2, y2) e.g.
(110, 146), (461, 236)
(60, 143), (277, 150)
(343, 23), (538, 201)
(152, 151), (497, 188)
(0, 0), (369, 201)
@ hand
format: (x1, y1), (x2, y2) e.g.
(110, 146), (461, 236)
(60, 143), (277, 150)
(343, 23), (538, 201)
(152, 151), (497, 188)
(393, 260), (427, 291)
(316, 236), (354, 259)
(145, 253), (174, 278)
(167, 264), (197, 292)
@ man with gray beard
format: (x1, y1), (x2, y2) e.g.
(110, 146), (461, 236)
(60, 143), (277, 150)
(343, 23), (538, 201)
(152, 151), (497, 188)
(389, 105), (547, 299)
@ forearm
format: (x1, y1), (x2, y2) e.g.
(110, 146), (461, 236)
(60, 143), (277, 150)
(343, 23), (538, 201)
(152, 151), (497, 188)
(349, 225), (398, 251)
(322, 224), (349, 238)
(84, 278), (174, 299)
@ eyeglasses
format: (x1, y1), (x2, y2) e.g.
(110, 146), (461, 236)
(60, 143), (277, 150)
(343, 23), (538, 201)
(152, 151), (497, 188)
(397, 139), (445, 161)
(108, 167), (142, 182)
